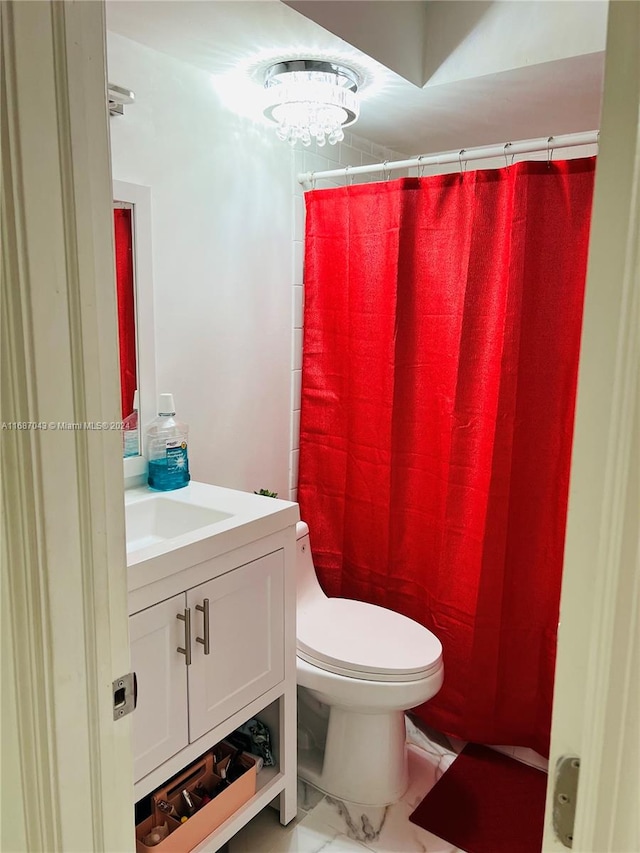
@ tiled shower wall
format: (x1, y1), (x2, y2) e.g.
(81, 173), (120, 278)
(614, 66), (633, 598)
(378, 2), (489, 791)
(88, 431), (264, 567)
(289, 133), (408, 502)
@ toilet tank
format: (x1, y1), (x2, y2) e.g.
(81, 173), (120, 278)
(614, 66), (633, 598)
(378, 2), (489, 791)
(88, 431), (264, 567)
(296, 521), (326, 608)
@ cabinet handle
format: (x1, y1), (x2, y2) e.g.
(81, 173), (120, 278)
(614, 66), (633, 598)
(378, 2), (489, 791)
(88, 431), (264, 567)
(176, 607), (191, 666)
(195, 598), (210, 655)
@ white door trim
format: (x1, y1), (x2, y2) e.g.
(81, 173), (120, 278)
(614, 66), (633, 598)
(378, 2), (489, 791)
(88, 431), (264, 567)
(1, 2), (134, 850)
(544, 2), (640, 851)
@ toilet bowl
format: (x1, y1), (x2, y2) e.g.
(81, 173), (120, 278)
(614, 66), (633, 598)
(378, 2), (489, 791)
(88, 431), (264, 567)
(295, 521), (444, 806)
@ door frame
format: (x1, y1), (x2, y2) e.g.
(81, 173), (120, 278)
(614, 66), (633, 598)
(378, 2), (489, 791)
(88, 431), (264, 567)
(543, 2), (640, 851)
(1, 2), (134, 850)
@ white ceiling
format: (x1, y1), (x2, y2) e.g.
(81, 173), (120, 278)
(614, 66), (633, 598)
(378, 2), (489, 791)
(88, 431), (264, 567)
(106, 0), (608, 155)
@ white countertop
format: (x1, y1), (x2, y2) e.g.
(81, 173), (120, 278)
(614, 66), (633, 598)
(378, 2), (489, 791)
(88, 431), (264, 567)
(125, 481), (299, 593)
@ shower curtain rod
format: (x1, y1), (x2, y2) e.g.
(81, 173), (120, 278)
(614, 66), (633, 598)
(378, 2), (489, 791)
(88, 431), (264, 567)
(297, 130), (599, 186)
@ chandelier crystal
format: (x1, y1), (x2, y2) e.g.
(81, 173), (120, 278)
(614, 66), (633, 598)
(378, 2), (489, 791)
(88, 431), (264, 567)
(263, 60), (360, 147)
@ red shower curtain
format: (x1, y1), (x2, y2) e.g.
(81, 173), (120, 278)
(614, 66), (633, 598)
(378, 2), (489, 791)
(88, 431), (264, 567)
(114, 208), (137, 419)
(298, 159), (595, 756)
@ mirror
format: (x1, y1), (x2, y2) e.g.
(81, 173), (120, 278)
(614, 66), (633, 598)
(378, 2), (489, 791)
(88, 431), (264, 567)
(113, 201), (137, 427)
(113, 180), (156, 474)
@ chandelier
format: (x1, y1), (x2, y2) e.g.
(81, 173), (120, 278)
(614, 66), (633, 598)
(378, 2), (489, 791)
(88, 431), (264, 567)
(263, 60), (360, 147)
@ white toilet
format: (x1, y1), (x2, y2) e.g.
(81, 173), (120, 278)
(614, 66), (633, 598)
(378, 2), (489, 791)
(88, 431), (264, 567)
(295, 521), (444, 806)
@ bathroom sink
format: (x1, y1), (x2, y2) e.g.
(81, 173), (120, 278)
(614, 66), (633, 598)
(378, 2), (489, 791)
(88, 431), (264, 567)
(125, 495), (232, 554)
(124, 482), (299, 585)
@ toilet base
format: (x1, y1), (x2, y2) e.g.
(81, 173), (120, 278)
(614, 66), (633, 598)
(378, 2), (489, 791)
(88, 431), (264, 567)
(298, 701), (409, 806)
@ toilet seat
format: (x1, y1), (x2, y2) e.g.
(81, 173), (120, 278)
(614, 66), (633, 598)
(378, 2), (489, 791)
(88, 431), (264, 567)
(297, 597), (443, 683)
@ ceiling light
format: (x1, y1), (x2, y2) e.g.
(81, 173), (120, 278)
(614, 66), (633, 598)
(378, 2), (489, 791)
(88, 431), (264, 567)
(263, 60), (360, 147)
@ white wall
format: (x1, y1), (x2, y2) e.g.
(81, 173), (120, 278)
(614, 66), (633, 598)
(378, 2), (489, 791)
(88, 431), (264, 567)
(423, 0), (607, 86)
(108, 30), (405, 501)
(285, 1), (606, 90)
(108, 32), (294, 497)
(285, 0), (429, 86)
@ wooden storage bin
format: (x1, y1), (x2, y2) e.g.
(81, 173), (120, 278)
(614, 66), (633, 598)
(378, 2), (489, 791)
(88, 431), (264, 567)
(135, 745), (257, 852)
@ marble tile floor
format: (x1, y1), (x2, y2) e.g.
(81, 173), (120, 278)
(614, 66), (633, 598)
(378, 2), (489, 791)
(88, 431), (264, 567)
(228, 718), (466, 853)
(228, 717), (549, 853)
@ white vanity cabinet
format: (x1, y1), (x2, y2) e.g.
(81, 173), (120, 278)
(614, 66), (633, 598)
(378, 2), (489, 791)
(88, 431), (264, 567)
(131, 550), (285, 782)
(130, 592), (189, 780)
(186, 551), (285, 741)
(125, 482), (299, 853)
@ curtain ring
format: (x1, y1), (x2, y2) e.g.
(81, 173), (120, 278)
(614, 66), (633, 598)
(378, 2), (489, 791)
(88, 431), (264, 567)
(345, 164), (354, 186)
(310, 171), (316, 190)
(547, 136), (554, 168)
(458, 149), (466, 174)
(417, 154), (425, 178)
(383, 159), (391, 181)
(503, 142), (512, 168)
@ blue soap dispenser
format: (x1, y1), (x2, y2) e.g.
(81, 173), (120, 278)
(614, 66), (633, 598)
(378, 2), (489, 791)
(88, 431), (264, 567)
(146, 393), (190, 491)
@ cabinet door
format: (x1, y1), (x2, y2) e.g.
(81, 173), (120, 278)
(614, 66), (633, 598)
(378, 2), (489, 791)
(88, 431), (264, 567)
(129, 593), (189, 782)
(187, 550), (285, 742)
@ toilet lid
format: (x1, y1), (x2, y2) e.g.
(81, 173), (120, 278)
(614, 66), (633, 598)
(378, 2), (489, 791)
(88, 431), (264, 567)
(297, 597), (443, 682)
